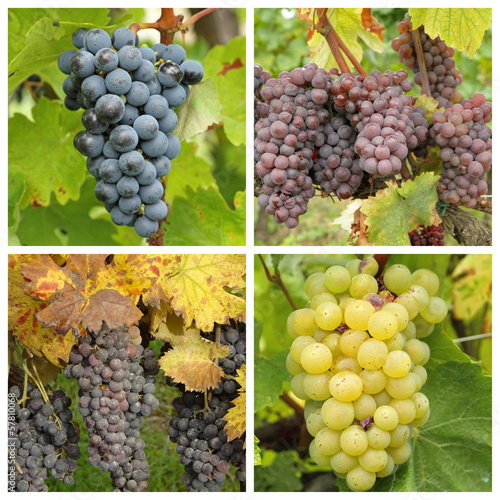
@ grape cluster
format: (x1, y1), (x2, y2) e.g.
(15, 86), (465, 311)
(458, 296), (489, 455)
(432, 94), (492, 208)
(63, 325), (160, 491)
(286, 260), (444, 491)
(392, 19), (463, 109)
(167, 323), (246, 492)
(409, 224), (444, 246)
(9, 383), (81, 491)
(58, 27), (204, 238)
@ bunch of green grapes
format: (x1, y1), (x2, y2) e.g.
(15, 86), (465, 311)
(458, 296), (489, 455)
(286, 258), (445, 491)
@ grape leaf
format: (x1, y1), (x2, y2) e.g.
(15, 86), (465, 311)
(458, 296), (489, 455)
(202, 36), (246, 146)
(158, 330), (230, 392)
(9, 97), (85, 210)
(360, 173), (441, 246)
(174, 79), (222, 143)
(408, 8), (492, 58)
(164, 187), (246, 246)
(308, 9), (385, 71)
(19, 254), (143, 334)
(146, 254), (246, 332)
(255, 350), (291, 412)
(224, 365), (246, 442)
(8, 256), (75, 367)
(8, 163), (24, 229)
(15, 178), (141, 246)
(450, 255), (492, 321)
(254, 436), (263, 466)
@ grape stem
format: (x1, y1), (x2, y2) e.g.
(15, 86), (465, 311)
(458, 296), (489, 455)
(373, 254), (390, 277)
(411, 27), (432, 97)
(280, 392), (304, 418)
(258, 255), (297, 311)
(315, 9), (352, 75)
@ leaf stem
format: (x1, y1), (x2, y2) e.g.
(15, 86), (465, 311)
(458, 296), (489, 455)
(453, 332), (492, 343)
(258, 255), (297, 311)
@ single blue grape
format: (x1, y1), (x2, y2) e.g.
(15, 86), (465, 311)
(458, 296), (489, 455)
(162, 85), (186, 108)
(151, 156), (172, 178)
(84, 29), (112, 54)
(119, 150), (144, 176)
(109, 125), (138, 153)
(157, 109), (178, 134)
(139, 179), (164, 204)
(132, 60), (155, 83)
(58, 49), (77, 75)
(103, 141), (121, 159)
(157, 61), (183, 88)
(135, 161), (157, 185)
(180, 60), (204, 85)
(119, 194), (142, 215)
(81, 74), (107, 102)
(99, 159), (123, 183)
(140, 131), (169, 158)
(95, 180), (120, 204)
(145, 77), (162, 96)
(111, 27), (136, 50)
(125, 81), (150, 107)
(144, 200), (168, 221)
(118, 46), (143, 71)
(86, 155), (106, 179)
(110, 205), (135, 226)
(162, 44), (186, 65)
(144, 95), (169, 119)
(82, 108), (109, 134)
(64, 96), (80, 111)
(117, 175), (140, 197)
(151, 43), (167, 61)
(134, 216), (159, 238)
(119, 104), (140, 126)
(63, 76), (78, 98)
(133, 115), (159, 140)
(165, 133), (181, 160)
(94, 48), (119, 72)
(69, 51), (95, 78)
(72, 28), (89, 49)
(105, 68), (132, 95)
(74, 131), (105, 157)
(138, 46), (156, 64)
(95, 94), (126, 124)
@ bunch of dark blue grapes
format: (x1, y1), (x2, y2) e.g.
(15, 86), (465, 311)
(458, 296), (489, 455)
(166, 322), (246, 492)
(57, 27), (204, 238)
(9, 383), (81, 491)
(63, 325), (160, 491)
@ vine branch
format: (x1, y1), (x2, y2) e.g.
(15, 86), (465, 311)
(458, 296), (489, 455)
(258, 255), (297, 311)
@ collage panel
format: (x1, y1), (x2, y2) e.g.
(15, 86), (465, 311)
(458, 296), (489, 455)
(254, 253), (492, 492)
(8, 7), (246, 247)
(7, 253), (246, 492)
(254, 7), (492, 247)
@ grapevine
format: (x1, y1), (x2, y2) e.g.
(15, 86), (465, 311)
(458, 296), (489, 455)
(254, 8), (492, 246)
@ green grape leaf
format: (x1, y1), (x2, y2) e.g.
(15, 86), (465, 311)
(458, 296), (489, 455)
(336, 329), (492, 492)
(202, 36), (246, 146)
(254, 350), (290, 412)
(164, 141), (218, 202)
(164, 187), (245, 246)
(174, 79), (222, 143)
(8, 164), (24, 230)
(408, 8), (492, 58)
(360, 172), (441, 246)
(8, 8), (111, 64)
(15, 178), (131, 246)
(9, 97), (85, 210)
(308, 9), (385, 71)
(224, 366), (246, 442)
(450, 255), (492, 321)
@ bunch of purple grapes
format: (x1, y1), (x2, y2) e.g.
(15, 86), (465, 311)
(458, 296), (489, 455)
(433, 94), (492, 208)
(392, 18), (463, 109)
(409, 224), (445, 246)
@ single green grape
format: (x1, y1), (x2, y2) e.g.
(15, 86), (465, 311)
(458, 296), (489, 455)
(310, 292), (337, 310)
(344, 300), (375, 330)
(388, 399), (416, 425)
(420, 296), (447, 324)
(340, 329), (369, 357)
(324, 265), (352, 293)
(305, 408), (326, 436)
(359, 369), (387, 394)
(289, 308), (317, 336)
(367, 311), (398, 340)
(410, 392), (430, 418)
(382, 350), (412, 378)
(358, 447), (388, 473)
(321, 398), (355, 430)
(383, 264), (412, 295)
(411, 268), (440, 296)
(314, 301), (343, 331)
(382, 302), (409, 331)
(330, 450), (359, 474)
(315, 427), (342, 456)
(346, 465), (376, 491)
(345, 258), (362, 278)
(304, 272), (325, 295)
(357, 338), (389, 370)
(303, 372), (333, 401)
(359, 256), (379, 276)
(340, 425), (369, 456)
(349, 274), (379, 299)
(329, 370), (363, 402)
(300, 342), (333, 374)
(373, 405), (399, 431)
